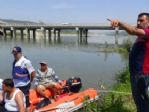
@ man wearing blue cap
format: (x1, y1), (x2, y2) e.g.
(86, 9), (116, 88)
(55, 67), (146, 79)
(12, 46), (36, 112)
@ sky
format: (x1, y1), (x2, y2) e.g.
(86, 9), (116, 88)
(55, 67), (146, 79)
(0, 0), (149, 24)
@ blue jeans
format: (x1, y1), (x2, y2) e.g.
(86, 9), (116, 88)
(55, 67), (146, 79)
(130, 74), (149, 112)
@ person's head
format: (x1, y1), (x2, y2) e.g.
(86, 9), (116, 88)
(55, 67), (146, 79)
(137, 12), (149, 28)
(39, 61), (48, 72)
(2, 78), (14, 93)
(12, 46), (22, 60)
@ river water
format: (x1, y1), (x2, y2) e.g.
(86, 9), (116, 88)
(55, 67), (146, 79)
(0, 31), (135, 89)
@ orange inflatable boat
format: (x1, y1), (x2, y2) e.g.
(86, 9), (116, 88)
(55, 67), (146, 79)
(29, 88), (99, 112)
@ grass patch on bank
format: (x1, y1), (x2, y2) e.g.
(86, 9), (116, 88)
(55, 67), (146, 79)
(98, 66), (136, 112)
(78, 66), (136, 112)
(97, 39), (136, 112)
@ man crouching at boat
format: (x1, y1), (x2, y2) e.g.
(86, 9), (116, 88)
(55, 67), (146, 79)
(0, 78), (26, 112)
(35, 61), (63, 98)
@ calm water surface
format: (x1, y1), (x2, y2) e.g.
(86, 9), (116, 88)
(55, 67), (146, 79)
(0, 32), (131, 89)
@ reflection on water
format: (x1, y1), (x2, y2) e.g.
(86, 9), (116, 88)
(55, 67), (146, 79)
(0, 34), (128, 89)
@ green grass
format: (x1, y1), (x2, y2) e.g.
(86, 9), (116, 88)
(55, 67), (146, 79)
(76, 66), (136, 112)
(98, 66), (136, 112)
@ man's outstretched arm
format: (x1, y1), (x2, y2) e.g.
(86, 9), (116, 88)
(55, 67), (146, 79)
(110, 19), (146, 37)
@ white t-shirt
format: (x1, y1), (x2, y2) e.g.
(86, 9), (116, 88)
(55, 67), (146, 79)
(4, 89), (26, 111)
(13, 56), (35, 87)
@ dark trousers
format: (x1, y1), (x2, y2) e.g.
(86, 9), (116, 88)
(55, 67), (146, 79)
(0, 103), (6, 112)
(18, 83), (31, 108)
(0, 103), (18, 112)
(130, 74), (149, 112)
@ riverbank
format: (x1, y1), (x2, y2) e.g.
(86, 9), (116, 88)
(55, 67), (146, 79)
(98, 66), (136, 112)
(98, 39), (136, 112)
(79, 66), (136, 112)
(79, 39), (136, 112)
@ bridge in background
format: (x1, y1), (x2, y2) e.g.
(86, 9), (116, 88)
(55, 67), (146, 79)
(0, 21), (120, 44)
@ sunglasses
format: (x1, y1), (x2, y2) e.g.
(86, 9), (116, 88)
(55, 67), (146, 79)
(12, 50), (18, 55)
(137, 19), (145, 22)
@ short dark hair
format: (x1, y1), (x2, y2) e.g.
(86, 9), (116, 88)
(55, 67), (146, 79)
(12, 46), (22, 53)
(3, 78), (14, 88)
(138, 12), (149, 20)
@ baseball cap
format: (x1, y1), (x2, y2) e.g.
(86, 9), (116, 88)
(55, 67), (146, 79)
(12, 46), (22, 54)
(40, 61), (48, 65)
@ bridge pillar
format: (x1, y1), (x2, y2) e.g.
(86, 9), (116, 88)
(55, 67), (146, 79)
(52, 29), (61, 43)
(77, 30), (79, 37)
(115, 27), (119, 45)
(4, 29), (7, 37)
(44, 29), (46, 38)
(47, 29), (51, 41)
(10, 27), (15, 38)
(20, 29), (24, 39)
(32, 29), (36, 40)
(77, 28), (88, 44)
(85, 29), (88, 38)
(57, 29), (61, 42)
(80, 29), (83, 38)
(75, 27), (79, 37)
(53, 29), (56, 41)
(83, 29), (88, 44)
(27, 29), (30, 39)
(78, 28), (83, 44)
(13, 29), (16, 38)
(10, 30), (13, 38)
(41, 27), (46, 38)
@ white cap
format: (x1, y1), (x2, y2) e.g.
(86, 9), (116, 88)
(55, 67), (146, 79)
(40, 61), (48, 65)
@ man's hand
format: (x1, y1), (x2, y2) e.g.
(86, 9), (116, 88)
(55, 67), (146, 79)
(30, 71), (36, 82)
(107, 18), (146, 36)
(107, 19), (120, 28)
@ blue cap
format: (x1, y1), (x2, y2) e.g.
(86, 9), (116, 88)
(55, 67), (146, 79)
(12, 46), (22, 53)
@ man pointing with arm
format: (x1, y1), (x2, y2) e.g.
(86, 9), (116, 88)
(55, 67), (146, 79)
(109, 12), (149, 112)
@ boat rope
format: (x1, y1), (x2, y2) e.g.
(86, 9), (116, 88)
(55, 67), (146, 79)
(97, 90), (132, 95)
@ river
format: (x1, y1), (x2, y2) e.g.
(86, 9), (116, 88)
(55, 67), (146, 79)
(0, 31), (135, 89)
